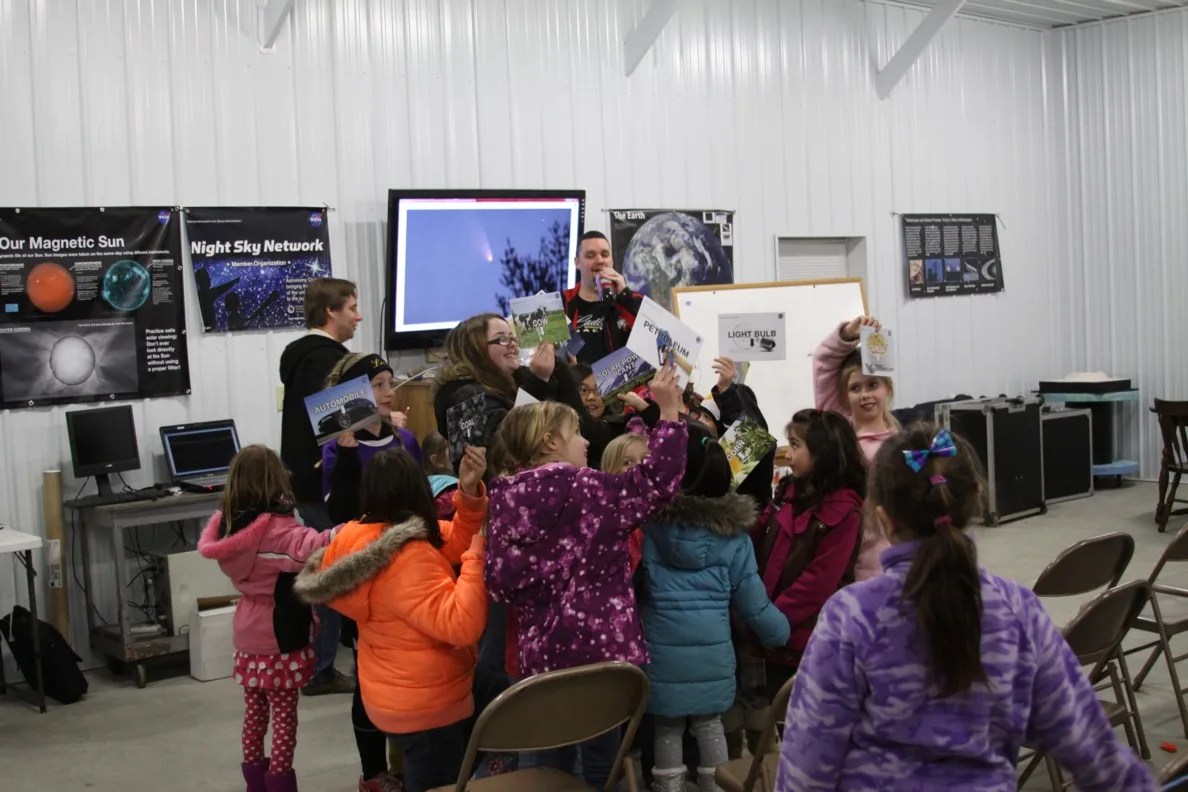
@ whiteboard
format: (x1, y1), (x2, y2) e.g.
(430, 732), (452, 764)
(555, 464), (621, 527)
(673, 279), (868, 430)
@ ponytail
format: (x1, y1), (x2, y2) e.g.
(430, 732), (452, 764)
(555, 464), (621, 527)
(870, 425), (988, 697)
(902, 490), (986, 697)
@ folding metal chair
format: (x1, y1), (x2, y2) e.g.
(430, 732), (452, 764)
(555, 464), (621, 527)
(1019, 580), (1153, 790)
(429, 661), (649, 792)
(715, 674), (796, 792)
(1122, 521), (1188, 738)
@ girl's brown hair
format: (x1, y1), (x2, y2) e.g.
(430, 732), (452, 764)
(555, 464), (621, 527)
(421, 431), (453, 475)
(600, 432), (648, 474)
(868, 423), (988, 697)
(837, 349), (900, 430)
(785, 409), (867, 510)
(497, 402), (581, 472)
(433, 313), (517, 403)
(220, 445), (294, 536)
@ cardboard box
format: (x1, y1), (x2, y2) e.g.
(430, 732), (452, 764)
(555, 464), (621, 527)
(189, 601), (237, 682)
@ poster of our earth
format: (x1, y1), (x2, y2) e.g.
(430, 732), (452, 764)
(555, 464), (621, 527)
(0, 207), (190, 408)
(610, 209), (735, 311)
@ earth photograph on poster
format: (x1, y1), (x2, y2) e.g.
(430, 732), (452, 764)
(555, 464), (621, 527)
(610, 209), (735, 311)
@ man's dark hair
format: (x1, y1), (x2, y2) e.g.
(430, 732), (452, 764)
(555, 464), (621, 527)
(303, 278), (356, 329)
(579, 230), (608, 244)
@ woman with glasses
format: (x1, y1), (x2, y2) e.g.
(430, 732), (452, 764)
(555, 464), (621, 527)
(432, 313), (585, 477)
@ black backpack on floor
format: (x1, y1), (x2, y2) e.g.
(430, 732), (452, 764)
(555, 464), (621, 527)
(0, 605), (88, 704)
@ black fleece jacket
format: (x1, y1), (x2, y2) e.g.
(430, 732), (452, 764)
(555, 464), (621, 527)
(279, 333), (348, 503)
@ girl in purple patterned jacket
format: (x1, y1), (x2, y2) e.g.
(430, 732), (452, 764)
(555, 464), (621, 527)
(484, 364), (688, 788)
(777, 425), (1155, 792)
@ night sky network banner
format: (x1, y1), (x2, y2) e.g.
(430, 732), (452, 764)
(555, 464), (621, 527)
(610, 209), (735, 311)
(0, 207), (190, 408)
(902, 214), (1003, 298)
(185, 207), (332, 332)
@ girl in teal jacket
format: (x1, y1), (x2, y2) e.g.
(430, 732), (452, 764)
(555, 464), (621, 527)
(640, 423), (790, 792)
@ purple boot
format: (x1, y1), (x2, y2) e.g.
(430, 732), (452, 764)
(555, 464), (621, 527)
(241, 760), (268, 792)
(264, 770), (298, 792)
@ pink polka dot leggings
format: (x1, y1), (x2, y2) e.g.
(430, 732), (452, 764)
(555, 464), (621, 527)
(242, 687), (300, 775)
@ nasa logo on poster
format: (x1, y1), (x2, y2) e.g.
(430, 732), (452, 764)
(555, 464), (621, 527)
(309, 211), (324, 228)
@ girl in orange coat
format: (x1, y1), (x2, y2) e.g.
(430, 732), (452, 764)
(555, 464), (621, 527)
(295, 445), (489, 792)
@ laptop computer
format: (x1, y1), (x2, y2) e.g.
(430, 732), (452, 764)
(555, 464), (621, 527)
(159, 420), (241, 493)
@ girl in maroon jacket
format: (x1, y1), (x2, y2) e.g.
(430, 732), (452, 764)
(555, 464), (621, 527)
(747, 409), (866, 698)
(198, 445), (333, 792)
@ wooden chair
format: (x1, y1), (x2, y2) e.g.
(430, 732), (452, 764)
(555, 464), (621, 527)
(1122, 521), (1188, 738)
(1019, 580), (1153, 790)
(430, 661), (648, 792)
(1152, 399), (1188, 532)
(714, 674), (797, 792)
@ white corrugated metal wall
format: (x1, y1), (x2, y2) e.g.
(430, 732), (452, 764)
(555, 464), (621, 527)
(1045, 9), (1188, 489)
(0, 0), (1075, 668)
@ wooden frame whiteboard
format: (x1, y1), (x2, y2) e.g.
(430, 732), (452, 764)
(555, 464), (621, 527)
(673, 278), (868, 428)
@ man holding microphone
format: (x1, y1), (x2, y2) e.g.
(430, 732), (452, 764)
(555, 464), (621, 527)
(562, 230), (644, 365)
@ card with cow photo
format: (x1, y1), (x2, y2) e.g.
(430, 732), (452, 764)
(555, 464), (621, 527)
(860, 325), (896, 376)
(509, 291), (571, 349)
(303, 374), (379, 446)
(445, 391), (488, 466)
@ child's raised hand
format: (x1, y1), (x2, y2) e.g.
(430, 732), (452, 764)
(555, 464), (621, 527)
(649, 365), (683, 422)
(390, 407), (410, 429)
(528, 342), (556, 382)
(712, 357), (737, 392)
(619, 391), (648, 412)
(458, 446), (487, 495)
(842, 315), (882, 342)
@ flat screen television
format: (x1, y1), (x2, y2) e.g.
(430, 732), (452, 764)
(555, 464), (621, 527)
(385, 189), (586, 350)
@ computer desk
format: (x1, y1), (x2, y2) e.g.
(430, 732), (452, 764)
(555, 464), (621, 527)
(65, 491), (221, 688)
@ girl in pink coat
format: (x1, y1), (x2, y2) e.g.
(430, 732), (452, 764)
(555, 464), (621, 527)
(198, 445), (334, 792)
(813, 315), (897, 580)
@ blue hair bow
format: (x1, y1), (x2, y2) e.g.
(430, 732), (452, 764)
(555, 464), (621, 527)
(903, 429), (957, 472)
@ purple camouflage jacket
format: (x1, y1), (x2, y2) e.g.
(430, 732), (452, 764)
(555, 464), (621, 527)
(484, 420), (687, 677)
(777, 541), (1156, 792)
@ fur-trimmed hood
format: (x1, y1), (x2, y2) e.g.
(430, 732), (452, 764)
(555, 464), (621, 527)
(647, 492), (757, 537)
(643, 491), (759, 572)
(293, 517), (428, 605)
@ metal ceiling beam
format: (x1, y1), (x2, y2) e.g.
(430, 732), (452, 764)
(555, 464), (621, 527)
(876, 0), (966, 100)
(260, 0), (296, 50)
(623, 0), (679, 78)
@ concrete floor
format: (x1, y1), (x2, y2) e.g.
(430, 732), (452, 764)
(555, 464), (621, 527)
(1, 482), (1185, 791)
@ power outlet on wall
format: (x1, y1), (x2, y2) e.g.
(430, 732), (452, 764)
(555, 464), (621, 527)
(276, 386), (284, 412)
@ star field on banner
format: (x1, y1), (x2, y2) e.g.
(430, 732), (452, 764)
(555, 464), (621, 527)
(185, 207), (333, 333)
(0, 206), (190, 409)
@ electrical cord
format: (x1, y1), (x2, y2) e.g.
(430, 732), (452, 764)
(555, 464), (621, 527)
(69, 478), (111, 626)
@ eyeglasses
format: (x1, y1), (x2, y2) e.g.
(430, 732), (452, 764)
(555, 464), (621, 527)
(579, 386), (599, 398)
(487, 334), (519, 348)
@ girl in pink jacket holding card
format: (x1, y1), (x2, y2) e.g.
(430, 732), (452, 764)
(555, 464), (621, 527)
(198, 444), (334, 792)
(813, 315), (897, 580)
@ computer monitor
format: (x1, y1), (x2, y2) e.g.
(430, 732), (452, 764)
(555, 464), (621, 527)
(65, 405), (141, 497)
(159, 420), (240, 480)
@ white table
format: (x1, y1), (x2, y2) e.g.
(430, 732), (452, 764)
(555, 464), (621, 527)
(0, 527), (46, 712)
